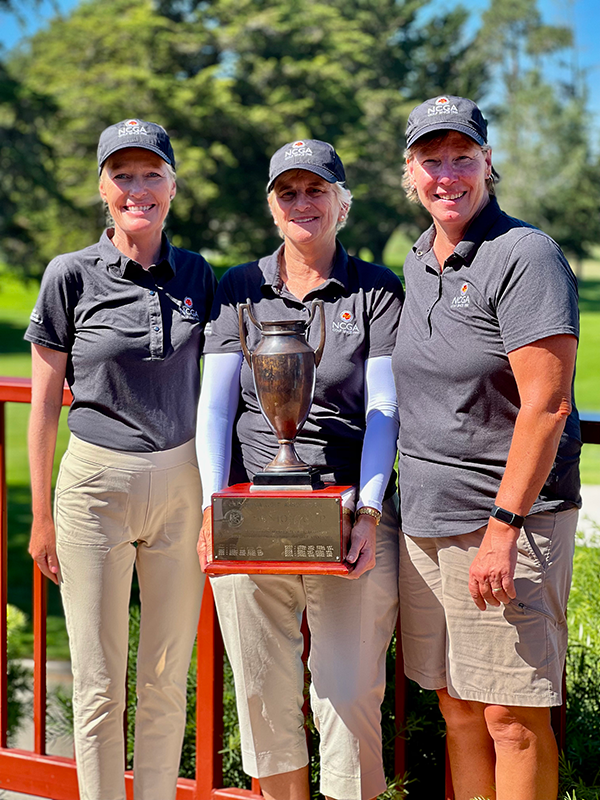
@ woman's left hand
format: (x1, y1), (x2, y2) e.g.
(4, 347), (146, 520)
(468, 518), (519, 609)
(197, 507), (213, 573)
(344, 514), (377, 579)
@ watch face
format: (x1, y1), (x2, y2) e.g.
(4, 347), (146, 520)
(492, 506), (524, 527)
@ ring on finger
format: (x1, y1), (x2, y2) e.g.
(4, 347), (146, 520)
(492, 587), (503, 593)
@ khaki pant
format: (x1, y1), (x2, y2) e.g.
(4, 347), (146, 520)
(399, 508), (578, 707)
(211, 497), (399, 800)
(55, 435), (203, 800)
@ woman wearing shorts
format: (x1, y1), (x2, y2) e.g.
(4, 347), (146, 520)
(196, 139), (403, 800)
(393, 96), (580, 800)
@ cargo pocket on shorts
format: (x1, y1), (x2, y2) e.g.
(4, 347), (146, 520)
(511, 601), (557, 627)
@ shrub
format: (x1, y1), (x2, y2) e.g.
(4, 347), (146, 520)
(6, 604), (32, 745)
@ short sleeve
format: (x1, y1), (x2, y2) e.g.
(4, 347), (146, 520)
(366, 267), (404, 358)
(24, 257), (81, 352)
(495, 232), (579, 354)
(202, 266), (248, 354)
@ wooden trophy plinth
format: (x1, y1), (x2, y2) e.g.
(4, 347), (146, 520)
(205, 483), (352, 576)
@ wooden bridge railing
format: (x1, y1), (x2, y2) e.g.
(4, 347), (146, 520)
(0, 376), (598, 799)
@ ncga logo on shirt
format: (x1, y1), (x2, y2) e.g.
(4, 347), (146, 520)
(332, 310), (360, 334)
(450, 283), (470, 310)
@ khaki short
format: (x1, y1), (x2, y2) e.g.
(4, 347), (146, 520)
(211, 497), (400, 800)
(399, 508), (578, 707)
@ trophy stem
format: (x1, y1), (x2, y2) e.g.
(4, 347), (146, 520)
(265, 440), (310, 473)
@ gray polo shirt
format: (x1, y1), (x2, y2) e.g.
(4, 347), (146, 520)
(392, 196), (581, 537)
(25, 229), (217, 452)
(203, 243), (404, 487)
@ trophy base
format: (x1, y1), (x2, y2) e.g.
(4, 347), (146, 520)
(251, 467), (324, 490)
(206, 483), (351, 576)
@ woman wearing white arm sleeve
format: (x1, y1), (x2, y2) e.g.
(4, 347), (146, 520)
(195, 139), (403, 800)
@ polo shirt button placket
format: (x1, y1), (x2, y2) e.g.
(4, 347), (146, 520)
(148, 285), (163, 359)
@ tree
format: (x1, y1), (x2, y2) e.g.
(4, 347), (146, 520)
(0, 0), (67, 275)
(475, 0), (600, 270)
(11, 0), (489, 271)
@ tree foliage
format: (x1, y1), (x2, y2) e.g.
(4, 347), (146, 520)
(3, 0), (599, 274)
(476, 0), (600, 268)
(7, 0), (488, 272)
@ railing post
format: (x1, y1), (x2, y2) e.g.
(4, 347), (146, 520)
(394, 615), (406, 779)
(195, 579), (224, 798)
(32, 566), (47, 755)
(0, 401), (8, 748)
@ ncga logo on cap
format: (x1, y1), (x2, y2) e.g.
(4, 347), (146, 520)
(285, 140), (313, 159)
(119, 119), (148, 136)
(428, 97), (459, 116)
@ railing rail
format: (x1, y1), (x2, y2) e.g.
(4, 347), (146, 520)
(0, 376), (598, 799)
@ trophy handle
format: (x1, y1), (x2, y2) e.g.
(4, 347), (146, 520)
(307, 300), (326, 367)
(238, 299), (262, 367)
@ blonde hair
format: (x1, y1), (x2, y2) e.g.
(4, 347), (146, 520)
(402, 134), (495, 203)
(268, 177), (353, 237)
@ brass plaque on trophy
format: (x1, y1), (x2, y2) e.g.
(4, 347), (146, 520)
(205, 299), (351, 576)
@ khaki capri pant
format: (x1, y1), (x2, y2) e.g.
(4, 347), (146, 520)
(399, 508), (578, 707)
(55, 435), (203, 800)
(211, 497), (399, 800)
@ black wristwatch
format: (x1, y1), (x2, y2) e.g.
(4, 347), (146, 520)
(490, 505), (526, 528)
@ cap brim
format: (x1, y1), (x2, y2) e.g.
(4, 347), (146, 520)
(267, 164), (338, 193)
(406, 121), (485, 149)
(98, 143), (173, 175)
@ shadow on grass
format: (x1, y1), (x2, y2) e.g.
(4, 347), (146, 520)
(579, 279), (600, 314)
(0, 320), (30, 356)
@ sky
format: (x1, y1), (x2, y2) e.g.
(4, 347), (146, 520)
(1, 0), (599, 113)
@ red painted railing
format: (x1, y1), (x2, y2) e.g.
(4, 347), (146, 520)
(1, 376), (598, 799)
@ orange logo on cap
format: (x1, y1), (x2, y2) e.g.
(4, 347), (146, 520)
(293, 141), (305, 147)
(436, 97), (449, 105)
(126, 119), (139, 126)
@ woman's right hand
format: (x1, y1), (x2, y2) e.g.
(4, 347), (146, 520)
(197, 507), (213, 572)
(29, 515), (61, 584)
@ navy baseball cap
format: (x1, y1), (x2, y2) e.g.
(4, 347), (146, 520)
(267, 139), (346, 192)
(405, 96), (488, 149)
(97, 118), (175, 175)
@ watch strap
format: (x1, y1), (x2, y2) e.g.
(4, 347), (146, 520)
(356, 506), (382, 525)
(490, 505), (525, 528)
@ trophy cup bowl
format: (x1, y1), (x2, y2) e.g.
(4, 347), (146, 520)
(239, 299), (325, 484)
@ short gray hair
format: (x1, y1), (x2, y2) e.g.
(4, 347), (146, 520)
(268, 180), (353, 236)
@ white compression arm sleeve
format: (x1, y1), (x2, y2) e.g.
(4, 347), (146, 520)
(357, 356), (399, 513)
(196, 352), (243, 511)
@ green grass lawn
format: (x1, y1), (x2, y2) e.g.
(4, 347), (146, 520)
(1, 261), (599, 657)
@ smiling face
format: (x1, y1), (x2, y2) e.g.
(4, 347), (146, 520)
(99, 148), (176, 245)
(268, 170), (345, 249)
(407, 131), (492, 241)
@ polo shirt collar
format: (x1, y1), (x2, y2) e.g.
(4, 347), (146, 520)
(452, 196), (502, 266)
(99, 229), (176, 279)
(412, 196), (503, 270)
(260, 241), (350, 298)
